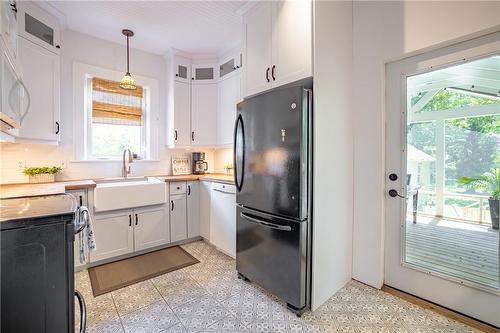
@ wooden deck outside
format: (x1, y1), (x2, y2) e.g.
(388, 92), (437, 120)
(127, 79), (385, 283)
(405, 216), (499, 289)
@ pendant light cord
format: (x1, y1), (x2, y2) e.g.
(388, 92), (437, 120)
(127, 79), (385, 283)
(126, 35), (130, 74)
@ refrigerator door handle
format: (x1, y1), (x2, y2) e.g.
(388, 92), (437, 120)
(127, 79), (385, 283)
(240, 212), (292, 232)
(75, 290), (87, 333)
(233, 114), (245, 192)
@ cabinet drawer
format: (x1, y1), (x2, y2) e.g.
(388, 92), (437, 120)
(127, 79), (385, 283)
(170, 181), (187, 195)
(212, 182), (235, 194)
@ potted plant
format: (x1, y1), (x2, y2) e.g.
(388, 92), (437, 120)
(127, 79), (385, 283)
(457, 168), (499, 230)
(23, 166), (62, 184)
(224, 163), (234, 175)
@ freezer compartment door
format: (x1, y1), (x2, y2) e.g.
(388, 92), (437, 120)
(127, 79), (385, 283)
(235, 85), (310, 219)
(236, 206), (308, 309)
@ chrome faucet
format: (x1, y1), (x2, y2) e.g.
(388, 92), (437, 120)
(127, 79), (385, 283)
(122, 149), (133, 178)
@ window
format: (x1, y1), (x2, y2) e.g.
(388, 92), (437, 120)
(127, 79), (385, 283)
(74, 62), (159, 162)
(87, 78), (147, 159)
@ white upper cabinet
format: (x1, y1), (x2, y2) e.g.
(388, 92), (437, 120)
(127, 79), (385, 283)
(17, 2), (60, 54)
(242, 0), (312, 98)
(191, 83), (217, 146)
(243, 1), (273, 97)
(169, 81), (191, 146)
(217, 73), (240, 146)
(271, 0), (312, 88)
(17, 36), (60, 142)
(174, 55), (191, 83)
(1, 1), (19, 60)
(191, 63), (217, 84)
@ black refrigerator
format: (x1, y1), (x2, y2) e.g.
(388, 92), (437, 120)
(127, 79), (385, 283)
(234, 81), (312, 315)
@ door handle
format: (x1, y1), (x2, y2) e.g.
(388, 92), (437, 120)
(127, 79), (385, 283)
(171, 200), (174, 211)
(388, 189), (406, 198)
(129, 214), (132, 227)
(187, 185), (191, 195)
(271, 65), (276, 81)
(266, 67), (270, 82)
(174, 130), (178, 141)
(135, 213), (138, 225)
(75, 290), (86, 333)
(191, 131), (195, 142)
(55, 121), (60, 134)
(240, 212), (292, 231)
(233, 115), (245, 192)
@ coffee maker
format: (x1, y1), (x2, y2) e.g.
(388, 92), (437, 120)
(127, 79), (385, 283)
(192, 152), (208, 174)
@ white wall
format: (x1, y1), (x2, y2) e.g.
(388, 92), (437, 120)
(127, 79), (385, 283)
(352, 1), (500, 288)
(0, 30), (218, 183)
(312, 1), (353, 310)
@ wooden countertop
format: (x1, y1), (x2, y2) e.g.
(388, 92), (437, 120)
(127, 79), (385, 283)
(0, 174), (233, 199)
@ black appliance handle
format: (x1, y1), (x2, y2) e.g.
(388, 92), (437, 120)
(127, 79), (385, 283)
(75, 290), (86, 333)
(240, 212), (292, 232)
(233, 114), (245, 192)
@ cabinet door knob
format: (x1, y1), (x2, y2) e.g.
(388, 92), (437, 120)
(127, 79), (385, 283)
(56, 45), (60, 49)
(175, 74), (179, 77)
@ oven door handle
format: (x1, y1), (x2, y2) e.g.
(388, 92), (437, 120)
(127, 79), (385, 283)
(240, 212), (292, 232)
(75, 290), (86, 333)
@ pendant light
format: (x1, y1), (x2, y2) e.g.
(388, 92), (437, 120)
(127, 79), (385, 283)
(120, 29), (136, 90)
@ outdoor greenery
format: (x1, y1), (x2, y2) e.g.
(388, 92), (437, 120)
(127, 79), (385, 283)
(408, 89), (499, 196)
(23, 166), (62, 176)
(457, 168), (500, 199)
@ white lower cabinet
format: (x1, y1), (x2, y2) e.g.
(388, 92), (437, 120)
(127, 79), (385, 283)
(90, 205), (169, 263)
(199, 181), (211, 240)
(134, 205), (170, 251)
(210, 183), (236, 257)
(170, 194), (187, 242)
(187, 181), (200, 238)
(90, 210), (134, 263)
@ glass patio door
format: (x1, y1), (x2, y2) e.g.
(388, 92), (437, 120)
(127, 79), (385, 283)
(385, 32), (500, 327)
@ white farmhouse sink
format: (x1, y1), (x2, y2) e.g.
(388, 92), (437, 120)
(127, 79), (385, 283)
(94, 177), (167, 212)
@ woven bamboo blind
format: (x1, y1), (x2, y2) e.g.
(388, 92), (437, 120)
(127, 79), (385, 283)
(92, 78), (144, 125)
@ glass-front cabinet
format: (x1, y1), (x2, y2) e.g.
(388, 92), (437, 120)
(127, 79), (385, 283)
(219, 52), (242, 79)
(191, 63), (217, 84)
(17, 2), (60, 54)
(174, 55), (191, 83)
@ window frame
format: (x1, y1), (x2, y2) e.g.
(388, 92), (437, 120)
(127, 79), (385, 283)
(73, 62), (159, 161)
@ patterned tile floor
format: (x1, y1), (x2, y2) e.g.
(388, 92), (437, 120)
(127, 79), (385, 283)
(75, 240), (478, 333)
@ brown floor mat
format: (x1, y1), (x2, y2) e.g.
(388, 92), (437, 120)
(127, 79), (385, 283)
(88, 246), (199, 296)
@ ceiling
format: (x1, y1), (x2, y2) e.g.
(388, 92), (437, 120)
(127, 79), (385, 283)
(46, 1), (246, 56)
(407, 55), (500, 97)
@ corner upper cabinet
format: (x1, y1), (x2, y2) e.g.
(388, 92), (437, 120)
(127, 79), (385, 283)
(174, 55), (191, 83)
(242, 0), (312, 98)
(217, 73), (240, 146)
(191, 63), (217, 84)
(191, 83), (217, 146)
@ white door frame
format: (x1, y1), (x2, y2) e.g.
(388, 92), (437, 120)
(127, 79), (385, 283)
(384, 31), (500, 326)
